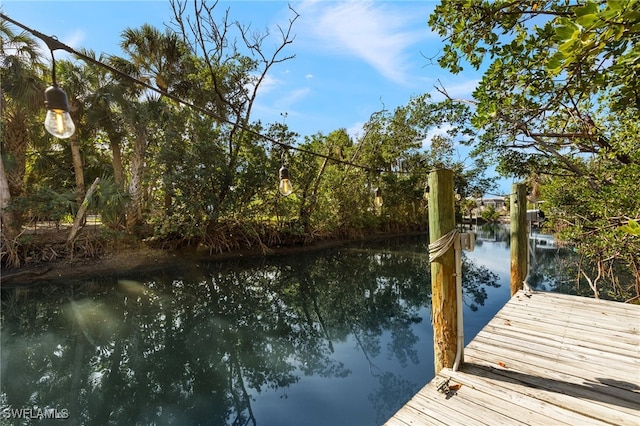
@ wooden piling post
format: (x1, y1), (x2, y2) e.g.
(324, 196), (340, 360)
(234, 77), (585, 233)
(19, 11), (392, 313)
(510, 183), (528, 295)
(428, 169), (458, 374)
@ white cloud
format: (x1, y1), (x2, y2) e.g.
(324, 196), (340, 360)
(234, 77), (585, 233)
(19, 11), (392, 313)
(298, 1), (433, 85)
(346, 121), (366, 139)
(275, 88), (311, 109)
(305, 74), (314, 79)
(254, 74), (280, 95)
(63, 29), (86, 50)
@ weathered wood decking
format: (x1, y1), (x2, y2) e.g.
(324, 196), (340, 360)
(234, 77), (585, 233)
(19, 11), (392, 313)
(386, 290), (640, 425)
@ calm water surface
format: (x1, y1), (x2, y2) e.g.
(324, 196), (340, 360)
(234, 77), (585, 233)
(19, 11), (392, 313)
(1, 226), (573, 425)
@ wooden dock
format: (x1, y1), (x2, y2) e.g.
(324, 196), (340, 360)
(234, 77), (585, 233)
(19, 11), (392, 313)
(385, 290), (640, 425)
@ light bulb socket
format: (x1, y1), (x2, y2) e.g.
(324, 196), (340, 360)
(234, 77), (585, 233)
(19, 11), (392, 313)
(374, 187), (382, 197)
(44, 85), (70, 112)
(279, 166), (290, 180)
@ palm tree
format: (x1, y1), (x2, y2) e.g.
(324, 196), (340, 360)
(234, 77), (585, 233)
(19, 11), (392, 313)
(0, 21), (46, 235)
(73, 50), (139, 230)
(117, 24), (189, 232)
(120, 24), (187, 94)
(55, 59), (89, 207)
(82, 50), (131, 190)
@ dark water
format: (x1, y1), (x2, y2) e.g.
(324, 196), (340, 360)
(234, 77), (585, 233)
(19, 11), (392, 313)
(1, 226), (573, 425)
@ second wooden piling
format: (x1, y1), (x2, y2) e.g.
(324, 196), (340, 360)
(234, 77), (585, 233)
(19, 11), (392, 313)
(510, 183), (528, 295)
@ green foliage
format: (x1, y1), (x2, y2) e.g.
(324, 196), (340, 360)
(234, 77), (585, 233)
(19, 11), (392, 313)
(431, 0), (640, 176)
(548, 0), (640, 113)
(542, 158), (640, 300)
(480, 204), (501, 223)
(429, 0), (640, 299)
(93, 175), (129, 230)
(3, 2), (500, 264)
(621, 220), (640, 237)
(7, 187), (75, 228)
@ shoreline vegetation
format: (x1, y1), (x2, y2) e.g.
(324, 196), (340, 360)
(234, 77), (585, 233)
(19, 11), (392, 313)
(0, 223), (430, 287)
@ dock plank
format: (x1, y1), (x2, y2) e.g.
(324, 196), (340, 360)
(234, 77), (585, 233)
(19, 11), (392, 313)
(441, 367), (604, 426)
(463, 354), (640, 422)
(469, 332), (639, 384)
(485, 317), (639, 359)
(480, 321), (639, 366)
(385, 291), (640, 426)
(493, 308), (639, 349)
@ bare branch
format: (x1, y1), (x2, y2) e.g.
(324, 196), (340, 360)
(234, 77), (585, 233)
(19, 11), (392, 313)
(434, 80), (478, 106)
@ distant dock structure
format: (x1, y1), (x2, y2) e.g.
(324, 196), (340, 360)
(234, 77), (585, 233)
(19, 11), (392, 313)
(530, 232), (557, 250)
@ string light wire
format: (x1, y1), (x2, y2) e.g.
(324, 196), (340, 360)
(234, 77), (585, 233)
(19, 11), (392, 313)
(0, 13), (385, 173)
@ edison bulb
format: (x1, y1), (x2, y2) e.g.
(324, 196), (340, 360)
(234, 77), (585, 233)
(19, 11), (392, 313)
(279, 178), (293, 196)
(44, 109), (75, 139)
(374, 187), (383, 208)
(44, 85), (75, 139)
(279, 166), (293, 196)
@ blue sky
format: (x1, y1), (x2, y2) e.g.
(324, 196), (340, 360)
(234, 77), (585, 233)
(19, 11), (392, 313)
(1, 0), (512, 194)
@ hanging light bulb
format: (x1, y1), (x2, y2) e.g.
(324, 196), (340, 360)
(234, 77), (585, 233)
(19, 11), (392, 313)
(44, 85), (75, 138)
(374, 187), (383, 208)
(279, 166), (293, 196)
(43, 47), (75, 139)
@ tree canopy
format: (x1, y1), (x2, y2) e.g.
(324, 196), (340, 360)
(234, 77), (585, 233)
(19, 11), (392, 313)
(430, 0), (640, 300)
(1, 3), (487, 269)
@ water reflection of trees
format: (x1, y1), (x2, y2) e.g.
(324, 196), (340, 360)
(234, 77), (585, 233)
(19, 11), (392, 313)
(461, 255), (500, 311)
(1, 236), (500, 425)
(474, 225), (616, 300)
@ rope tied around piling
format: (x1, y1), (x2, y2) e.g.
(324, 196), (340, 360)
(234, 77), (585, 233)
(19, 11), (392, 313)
(428, 229), (459, 263)
(428, 227), (464, 372)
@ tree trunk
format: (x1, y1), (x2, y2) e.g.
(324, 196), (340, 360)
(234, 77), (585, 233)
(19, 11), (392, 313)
(108, 133), (125, 189)
(126, 126), (148, 232)
(0, 156), (10, 213)
(70, 133), (85, 207)
(299, 156), (330, 233)
(0, 156), (16, 237)
(3, 115), (27, 198)
(103, 129), (126, 227)
(2, 114), (28, 236)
